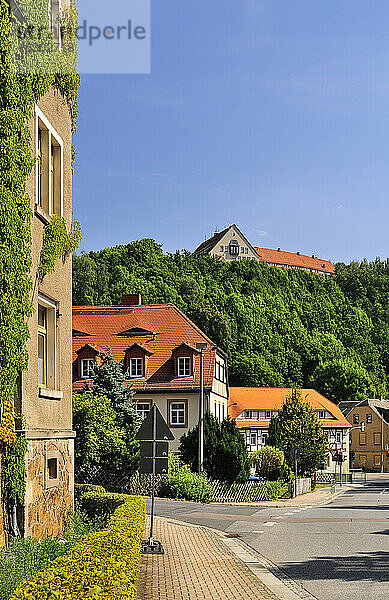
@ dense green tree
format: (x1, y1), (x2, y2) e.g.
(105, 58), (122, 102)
(310, 359), (374, 405)
(179, 413), (250, 483)
(73, 241), (389, 403)
(267, 391), (328, 476)
(91, 350), (141, 479)
(73, 391), (127, 482)
(251, 446), (284, 480)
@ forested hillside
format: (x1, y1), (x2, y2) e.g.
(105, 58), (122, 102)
(73, 240), (389, 405)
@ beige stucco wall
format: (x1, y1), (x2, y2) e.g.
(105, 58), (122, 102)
(209, 225), (259, 261)
(23, 88), (73, 435)
(135, 386), (228, 452)
(349, 406), (389, 471)
(134, 391), (200, 451)
(18, 87), (75, 538)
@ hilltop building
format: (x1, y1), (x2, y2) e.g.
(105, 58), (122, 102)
(339, 399), (389, 472)
(228, 387), (351, 473)
(194, 224), (335, 275)
(72, 295), (228, 451)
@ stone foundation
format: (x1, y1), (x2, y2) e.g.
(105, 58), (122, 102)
(24, 438), (74, 539)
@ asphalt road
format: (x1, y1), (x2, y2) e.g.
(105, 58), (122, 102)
(148, 476), (389, 600)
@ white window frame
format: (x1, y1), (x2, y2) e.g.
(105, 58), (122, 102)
(169, 401), (186, 426)
(136, 402), (151, 420)
(35, 106), (64, 217)
(318, 410), (325, 419)
(80, 358), (94, 379)
(265, 410), (271, 419)
(129, 357), (144, 378)
(38, 293), (57, 390)
(177, 356), (191, 377)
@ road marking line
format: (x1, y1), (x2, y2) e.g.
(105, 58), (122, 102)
(252, 530), (264, 534)
(263, 521), (277, 527)
(274, 516), (283, 519)
(284, 512), (294, 515)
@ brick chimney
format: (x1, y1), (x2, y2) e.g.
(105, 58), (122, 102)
(122, 294), (142, 306)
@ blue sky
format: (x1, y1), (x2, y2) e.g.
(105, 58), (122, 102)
(73, 1), (389, 263)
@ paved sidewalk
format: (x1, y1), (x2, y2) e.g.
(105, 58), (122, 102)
(137, 516), (279, 600)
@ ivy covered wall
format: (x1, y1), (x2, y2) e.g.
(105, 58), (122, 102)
(0, 0), (80, 538)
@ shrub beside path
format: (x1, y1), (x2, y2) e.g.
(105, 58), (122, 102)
(137, 516), (279, 600)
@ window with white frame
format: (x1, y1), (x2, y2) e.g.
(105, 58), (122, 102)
(265, 410), (271, 419)
(241, 246), (245, 254)
(318, 410), (325, 419)
(38, 295), (57, 390)
(220, 245), (224, 252)
(35, 107), (63, 217)
(169, 401), (186, 426)
(250, 432), (257, 446)
(177, 356), (191, 377)
(136, 402), (151, 420)
(81, 358), (95, 379)
(129, 358), (143, 378)
(245, 248), (248, 254)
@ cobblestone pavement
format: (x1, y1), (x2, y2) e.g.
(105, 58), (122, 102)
(137, 516), (280, 600)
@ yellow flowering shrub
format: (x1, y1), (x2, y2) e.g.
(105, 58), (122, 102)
(10, 496), (146, 600)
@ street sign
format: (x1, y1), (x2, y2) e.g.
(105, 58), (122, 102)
(140, 457), (168, 475)
(140, 441), (169, 458)
(138, 404), (174, 555)
(136, 406), (174, 441)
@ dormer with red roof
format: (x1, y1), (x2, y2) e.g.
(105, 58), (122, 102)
(124, 343), (153, 379)
(72, 297), (229, 449)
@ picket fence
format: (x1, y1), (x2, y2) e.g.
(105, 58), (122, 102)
(209, 480), (268, 503)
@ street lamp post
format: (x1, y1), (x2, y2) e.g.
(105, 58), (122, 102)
(196, 343), (208, 473)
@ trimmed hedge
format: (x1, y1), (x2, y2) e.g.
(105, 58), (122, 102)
(159, 464), (213, 503)
(10, 496), (146, 600)
(75, 484), (133, 521)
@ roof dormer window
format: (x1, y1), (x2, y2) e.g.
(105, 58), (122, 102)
(129, 357), (143, 378)
(178, 357), (191, 377)
(81, 358), (95, 379)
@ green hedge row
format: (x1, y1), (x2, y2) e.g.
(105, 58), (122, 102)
(75, 483), (134, 521)
(10, 495), (146, 600)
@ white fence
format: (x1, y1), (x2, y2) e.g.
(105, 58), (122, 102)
(289, 477), (311, 498)
(210, 480), (268, 503)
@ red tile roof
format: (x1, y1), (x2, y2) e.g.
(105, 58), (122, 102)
(228, 388), (351, 428)
(254, 248), (335, 274)
(72, 304), (221, 392)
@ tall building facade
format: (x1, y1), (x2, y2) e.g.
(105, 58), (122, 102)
(19, 91), (76, 538)
(0, 0), (78, 540)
